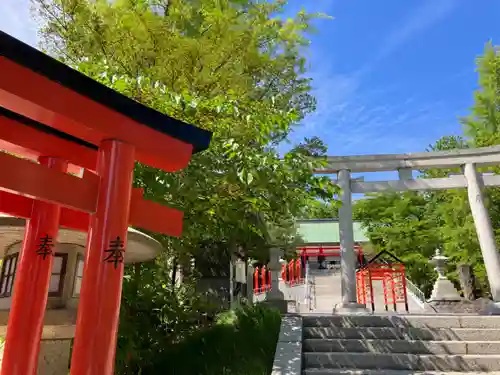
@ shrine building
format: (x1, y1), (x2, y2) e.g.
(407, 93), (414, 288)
(0, 213), (162, 373)
(296, 219), (369, 267)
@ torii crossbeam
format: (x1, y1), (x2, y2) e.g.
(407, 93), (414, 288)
(314, 146), (500, 314)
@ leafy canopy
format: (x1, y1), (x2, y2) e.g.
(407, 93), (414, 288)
(33, 2), (337, 372)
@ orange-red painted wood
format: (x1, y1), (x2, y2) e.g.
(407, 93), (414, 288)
(0, 188), (183, 237)
(70, 140), (134, 375)
(0, 57), (193, 172)
(0, 115), (97, 171)
(129, 189), (183, 237)
(0, 191), (34, 219)
(0, 151), (99, 213)
(0, 157), (67, 375)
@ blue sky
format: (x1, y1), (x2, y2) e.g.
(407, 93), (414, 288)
(282, 0), (500, 158)
(2, 0), (500, 183)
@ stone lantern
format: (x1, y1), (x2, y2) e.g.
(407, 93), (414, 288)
(432, 248), (449, 280)
(428, 248), (462, 303)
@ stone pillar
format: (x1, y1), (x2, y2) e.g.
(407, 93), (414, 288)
(265, 248), (287, 312)
(337, 169), (366, 312)
(398, 168), (413, 181)
(463, 163), (500, 308)
(246, 261), (254, 305)
(229, 254), (235, 309)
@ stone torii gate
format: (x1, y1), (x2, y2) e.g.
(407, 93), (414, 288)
(315, 146), (500, 314)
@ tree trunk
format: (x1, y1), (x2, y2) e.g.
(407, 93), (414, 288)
(171, 258), (178, 288)
(457, 264), (476, 300)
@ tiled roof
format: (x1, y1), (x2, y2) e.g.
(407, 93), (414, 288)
(296, 219), (368, 244)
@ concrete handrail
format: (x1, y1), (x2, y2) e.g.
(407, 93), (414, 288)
(405, 277), (431, 311)
(303, 263), (310, 304)
(271, 315), (302, 375)
(405, 278), (425, 302)
(308, 275), (316, 312)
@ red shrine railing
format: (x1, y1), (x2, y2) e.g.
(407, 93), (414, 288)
(252, 245), (366, 296)
(253, 266), (271, 294)
(253, 259), (304, 295)
(356, 263), (409, 312)
(297, 245), (364, 264)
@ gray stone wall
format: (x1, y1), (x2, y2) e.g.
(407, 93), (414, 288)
(38, 339), (72, 375)
(0, 337), (72, 375)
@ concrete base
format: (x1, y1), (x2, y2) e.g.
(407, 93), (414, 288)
(262, 299), (289, 313)
(333, 302), (369, 315)
(425, 298), (492, 314)
(268, 289), (285, 301)
(429, 278), (462, 302)
(480, 301), (500, 315)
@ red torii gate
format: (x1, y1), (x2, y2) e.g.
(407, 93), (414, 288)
(356, 249), (409, 313)
(0, 31), (212, 375)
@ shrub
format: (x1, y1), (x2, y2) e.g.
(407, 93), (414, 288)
(139, 304), (281, 375)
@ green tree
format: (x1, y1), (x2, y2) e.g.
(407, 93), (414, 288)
(299, 199), (338, 219)
(458, 41), (500, 295)
(34, 0), (337, 257)
(462, 42), (500, 147)
(34, 0), (327, 132)
(354, 191), (439, 295)
(33, 1), (336, 372)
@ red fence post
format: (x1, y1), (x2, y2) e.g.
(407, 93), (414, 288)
(288, 261), (294, 286)
(260, 266), (268, 292)
(295, 259), (301, 283)
(400, 265), (409, 312)
(391, 273), (397, 311)
(367, 268), (375, 312)
(254, 267), (259, 294)
(382, 275), (388, 311)
(356, 272), (361, 303)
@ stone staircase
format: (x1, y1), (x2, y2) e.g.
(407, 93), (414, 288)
(302, 314), (500, 374)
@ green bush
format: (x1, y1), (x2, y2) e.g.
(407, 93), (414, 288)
(139, 304), (281, 375)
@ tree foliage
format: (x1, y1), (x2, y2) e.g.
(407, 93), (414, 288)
(33, 0), (336, 372)
(462, 42), (500, 147)
(34, 0), (337, 259)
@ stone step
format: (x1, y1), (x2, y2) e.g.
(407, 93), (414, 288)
(302, 315), (500, 329)
(303, 339), (500, 355)
(303, 353), (500, 371)
(303, 369), (500, 375)
(303, 327), (500, 341)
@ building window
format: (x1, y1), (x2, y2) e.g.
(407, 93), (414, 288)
(0, 253), (67, 298)
(0, 254), (18, 298)
(49, 253), (68, 297)
(73, 254), (84, 297)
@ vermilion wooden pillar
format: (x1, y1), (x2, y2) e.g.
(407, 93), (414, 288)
(1, 157), (67, 375)
(70, 139), (135, 375)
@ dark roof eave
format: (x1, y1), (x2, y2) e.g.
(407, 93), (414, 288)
(0, 31), (212, 154)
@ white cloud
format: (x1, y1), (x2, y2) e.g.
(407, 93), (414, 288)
(294, 0), (460, 155)
(0, 0), (38, 46)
